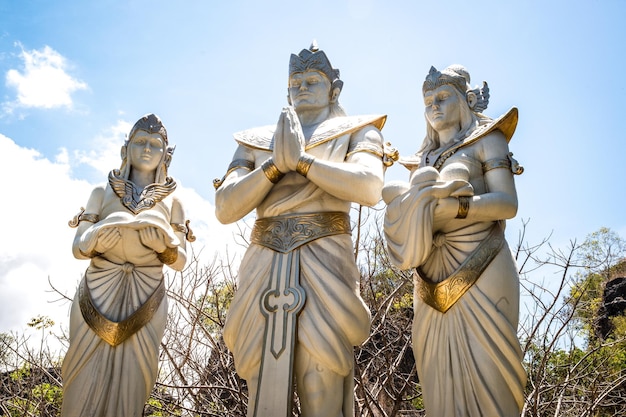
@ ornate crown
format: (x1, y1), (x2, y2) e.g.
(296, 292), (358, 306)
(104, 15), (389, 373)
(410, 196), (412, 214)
(127, 113), (168, 145)
(423, 65), (490, 113)
(289, 41), (342, 90)
(422, 65), (468, 95)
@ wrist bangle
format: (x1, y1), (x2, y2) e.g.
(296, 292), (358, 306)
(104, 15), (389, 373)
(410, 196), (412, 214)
(157, 247), (179, 265)
(296, 154), (315, 177)
(261, 158), (285, 184)
(79, 248), (101, 258)
(455, 196), (470, 219)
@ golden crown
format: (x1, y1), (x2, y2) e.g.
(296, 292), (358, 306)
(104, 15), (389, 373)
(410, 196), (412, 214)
(289, 41), (343, 90)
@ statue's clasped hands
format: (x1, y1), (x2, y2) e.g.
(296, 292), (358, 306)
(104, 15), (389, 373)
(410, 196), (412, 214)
(79, 227), (122, 253)
(139, 227), (168, 254)
(273, 106), (305, 173)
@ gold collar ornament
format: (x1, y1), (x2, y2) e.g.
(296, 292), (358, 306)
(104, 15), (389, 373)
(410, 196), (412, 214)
(108, 169), (176, 214)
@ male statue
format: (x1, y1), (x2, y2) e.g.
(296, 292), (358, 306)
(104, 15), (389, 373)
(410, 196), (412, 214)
(215, 43), (390, 417)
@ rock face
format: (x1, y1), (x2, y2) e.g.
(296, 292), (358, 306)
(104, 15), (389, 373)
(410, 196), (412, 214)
(595, 276), (626, 340)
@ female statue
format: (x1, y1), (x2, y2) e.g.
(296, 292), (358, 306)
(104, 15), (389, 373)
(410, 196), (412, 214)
(383, 65), (526, 416)
(62, 114), (193, 417)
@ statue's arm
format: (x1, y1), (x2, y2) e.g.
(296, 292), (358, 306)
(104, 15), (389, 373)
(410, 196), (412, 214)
(215, 144), (274, 224)
(472, 131), (518, 220)
(302, 126), (384, 206)
(71, 186), (105, 259)
(434, 131), (518, 226)
(167, 196), (188, 271)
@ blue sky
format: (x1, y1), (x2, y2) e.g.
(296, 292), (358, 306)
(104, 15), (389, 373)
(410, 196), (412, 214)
(1, 0), (625, 336)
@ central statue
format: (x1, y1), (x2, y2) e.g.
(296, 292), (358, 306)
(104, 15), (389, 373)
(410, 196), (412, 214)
(215, 42), (389, 417)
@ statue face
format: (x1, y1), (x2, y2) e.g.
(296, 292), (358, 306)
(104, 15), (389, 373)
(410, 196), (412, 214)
(424, 85), (462, 132)
(288, 70), (332, 112)
(128, 132), (165, 174)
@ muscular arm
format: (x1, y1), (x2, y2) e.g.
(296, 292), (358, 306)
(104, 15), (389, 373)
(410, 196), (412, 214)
(434, 131), (518, 229)
(303, 126), (384, 206)
(215, 144), (274, 224)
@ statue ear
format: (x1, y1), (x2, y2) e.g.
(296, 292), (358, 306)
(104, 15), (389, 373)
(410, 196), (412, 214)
(466, 91), (477, 110)
(330, 87), (341, 104)
(287, 93), (292, 106)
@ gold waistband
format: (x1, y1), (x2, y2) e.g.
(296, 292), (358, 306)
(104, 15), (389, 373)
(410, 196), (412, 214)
(79, 269), (165, 347)
(415, 223), (505, 313)
(251, 211), (351, 253)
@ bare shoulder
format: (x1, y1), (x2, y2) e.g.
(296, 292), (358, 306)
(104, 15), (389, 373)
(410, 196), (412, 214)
(232, 143), (256, 160)
(350, 124), (384, 146)
(86, 184), (106, 206)
(476, 129), (510, 161)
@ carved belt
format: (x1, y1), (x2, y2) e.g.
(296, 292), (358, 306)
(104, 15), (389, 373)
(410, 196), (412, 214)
(79, 267), (166, 347)
(415, 223), (505, 313)
(250, 211), (352, 253)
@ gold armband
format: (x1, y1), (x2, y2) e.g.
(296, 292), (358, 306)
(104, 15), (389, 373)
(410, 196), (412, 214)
(296, 154), (315, 177)
(455, 196), (470, 219)
(261, 158), (285, 184)
(171, 220), (196, 242)
(482, 157), (511, 173)
(345, 142), (384, 160)
(157, 246), (179, 265)
(482, 152), (524, 175)
(68, 207), (100, 228)
(214, 159), (255, 189)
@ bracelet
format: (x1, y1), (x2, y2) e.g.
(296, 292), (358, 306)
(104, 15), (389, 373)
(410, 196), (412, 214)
(79, 248), (102, 258)
(455, 196), (470, 219)
(261, 158), (285, 184)
(296, 154), (315, 177)
(157, 247), (179, 265)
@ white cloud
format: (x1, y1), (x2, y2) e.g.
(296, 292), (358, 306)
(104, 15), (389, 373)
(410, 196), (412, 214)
(72, 119), (131, 176)
(0, 133), (91, 333)
(0, 132), (242, 340)
(3, 44), (88, 113)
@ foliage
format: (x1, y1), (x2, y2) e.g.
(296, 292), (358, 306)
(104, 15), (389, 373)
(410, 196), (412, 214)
(0, 343), (63, 417)
(518, 224), (626, 417)
(1, 219), (626, 416)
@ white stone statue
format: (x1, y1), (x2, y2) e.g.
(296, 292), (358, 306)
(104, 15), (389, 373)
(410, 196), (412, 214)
(62, 114), (194, 417)
(383, 65), (527, 416)
(215, 42), (391, 417)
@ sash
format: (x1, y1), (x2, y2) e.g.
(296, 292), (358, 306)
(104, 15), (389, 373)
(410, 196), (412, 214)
(414, 223), (505, 313)
(79, 265), (166, 347)
(250, 211), (351, 416)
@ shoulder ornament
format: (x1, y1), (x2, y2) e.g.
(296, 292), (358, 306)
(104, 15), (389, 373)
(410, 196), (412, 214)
(233, 115), (387, 151)
(108, 169), (177, 214)
(433, 107), (518, 171)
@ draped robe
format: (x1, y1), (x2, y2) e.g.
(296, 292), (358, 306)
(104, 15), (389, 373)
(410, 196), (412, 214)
(384, 113), (526, 416)
(61, 186), (179, 417)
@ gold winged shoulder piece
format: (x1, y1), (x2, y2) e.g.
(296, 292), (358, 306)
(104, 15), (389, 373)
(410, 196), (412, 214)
(233, 114), (387, 151)
(108, 169), (177, 214)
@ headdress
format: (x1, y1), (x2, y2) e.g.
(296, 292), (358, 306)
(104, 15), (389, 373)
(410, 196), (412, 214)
(127, 113), (168, 145)
(120, 113), (175, 182)
(289, 40), (343, 92)
(423, 65), (490, 113)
